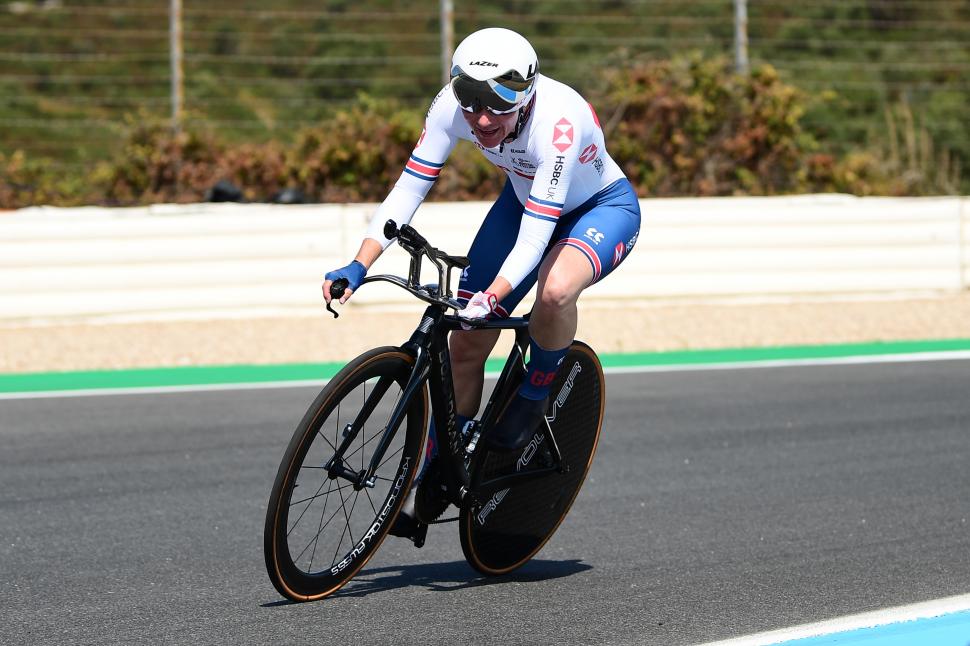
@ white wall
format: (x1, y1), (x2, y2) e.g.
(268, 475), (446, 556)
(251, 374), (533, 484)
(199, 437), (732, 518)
(1, 194), (967, 322)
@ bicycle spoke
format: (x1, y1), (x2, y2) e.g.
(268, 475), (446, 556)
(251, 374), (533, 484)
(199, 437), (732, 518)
(337, 375), (400, 459)
(291, 477), (357, 568)
(338, 480), (359, 548)
(377, 444), (404, 471)
(289, 480), (355, 508)
(333, 401), (342, 456)
(314, 429), (337, 452)
(307, 478), (335, 573)
(293, 502), (345, 566)
(354, 374), (396, 427)
(363, 487), (379, 516)
(348, 491), (362, 546)
(307, 472), (363, 573)
(287, 477), (331, 537)
(342, 425), (388, 463)
(329, 485), (353, 568)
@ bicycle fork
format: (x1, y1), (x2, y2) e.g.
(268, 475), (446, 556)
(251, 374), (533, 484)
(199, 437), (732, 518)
(324, 347), (431, 490)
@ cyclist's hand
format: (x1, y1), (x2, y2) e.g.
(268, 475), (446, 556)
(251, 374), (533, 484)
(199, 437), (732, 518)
(323, 260), (367, 305)
(457, 290), (498, 330)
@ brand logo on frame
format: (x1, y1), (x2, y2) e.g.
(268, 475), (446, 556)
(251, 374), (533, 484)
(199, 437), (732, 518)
(477, 488), (509, 525)
(546, 361), (581, 424)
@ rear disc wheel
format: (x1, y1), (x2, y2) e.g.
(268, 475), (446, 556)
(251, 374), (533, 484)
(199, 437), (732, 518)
(459, 341), (605, 575)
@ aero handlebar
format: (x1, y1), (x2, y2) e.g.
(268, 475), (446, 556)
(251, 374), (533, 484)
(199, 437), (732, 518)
(327, 220), (473, 319)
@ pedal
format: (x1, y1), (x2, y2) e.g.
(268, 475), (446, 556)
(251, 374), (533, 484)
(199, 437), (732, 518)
(388, 510), (428, 549)
(410, 522), (428, 549)
(414, 460), (452, 524)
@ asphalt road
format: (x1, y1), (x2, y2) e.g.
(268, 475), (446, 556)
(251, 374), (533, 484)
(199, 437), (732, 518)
(2, 359), (969, 645)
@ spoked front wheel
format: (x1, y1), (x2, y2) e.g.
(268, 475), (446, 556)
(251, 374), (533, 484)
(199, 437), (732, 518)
(460, 340), (605, 575)
(263, 347), (428, 601)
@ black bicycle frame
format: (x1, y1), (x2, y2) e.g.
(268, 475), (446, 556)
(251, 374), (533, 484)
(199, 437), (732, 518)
(326, 302), (567, 503)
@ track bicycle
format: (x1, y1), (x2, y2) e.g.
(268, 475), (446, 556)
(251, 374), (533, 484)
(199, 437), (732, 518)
(263, 220), (606, 602)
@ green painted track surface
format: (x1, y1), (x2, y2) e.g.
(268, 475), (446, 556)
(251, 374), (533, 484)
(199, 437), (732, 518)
(2, 339), (970, 394)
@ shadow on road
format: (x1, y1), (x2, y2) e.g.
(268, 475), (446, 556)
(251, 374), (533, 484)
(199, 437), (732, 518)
(262, 558), (592, 605)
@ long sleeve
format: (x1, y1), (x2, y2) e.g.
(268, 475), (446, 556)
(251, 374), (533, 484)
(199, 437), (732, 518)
(365, 86), (462, 247)
(496, 116), (581, 288)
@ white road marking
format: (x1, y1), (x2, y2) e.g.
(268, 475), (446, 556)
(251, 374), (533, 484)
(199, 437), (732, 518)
(696, 592), (970, 646)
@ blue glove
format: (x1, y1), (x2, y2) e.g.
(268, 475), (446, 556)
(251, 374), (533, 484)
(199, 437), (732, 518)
(325, 260), (367, 292)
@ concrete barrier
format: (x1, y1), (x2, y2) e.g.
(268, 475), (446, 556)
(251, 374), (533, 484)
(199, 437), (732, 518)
(1, 195), (967, 322)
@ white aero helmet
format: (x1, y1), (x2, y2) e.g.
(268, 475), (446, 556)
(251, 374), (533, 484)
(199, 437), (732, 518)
(450, 27), (538, 114)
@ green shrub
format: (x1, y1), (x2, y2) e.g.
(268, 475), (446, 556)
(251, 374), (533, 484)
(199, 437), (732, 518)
(220, 142), (289, 202)
(282, 95), (504, 203)
(0, 151), (92, 209)
(3, 55), (963, 209)
(597, 53), (815, 196)
(96, 115), (223, 204)
(287, 96), (423, 202)
(85, 98), (508, 206)
(801, 103), (962, 196)
(94, 113), (291, 204)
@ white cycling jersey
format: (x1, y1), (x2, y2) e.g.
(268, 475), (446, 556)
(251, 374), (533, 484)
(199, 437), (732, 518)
(365, 73), (627, 290)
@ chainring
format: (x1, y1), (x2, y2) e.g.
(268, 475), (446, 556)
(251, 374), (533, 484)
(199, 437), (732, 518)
(413, 459), (452, 524)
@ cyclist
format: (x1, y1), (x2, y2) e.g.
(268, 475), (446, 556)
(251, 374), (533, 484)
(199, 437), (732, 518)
(323, 27), (640, 458)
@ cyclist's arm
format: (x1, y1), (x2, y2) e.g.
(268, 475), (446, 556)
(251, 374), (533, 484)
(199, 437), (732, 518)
(491, 116), (582, 295)
(348, 237), (384, 271)
(363, 85), (461, 252)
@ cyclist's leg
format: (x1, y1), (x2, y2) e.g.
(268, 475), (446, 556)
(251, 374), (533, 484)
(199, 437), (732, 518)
(533, 177), (641, 354)
(483, 246), (587, 450)
(534, 178), (640, 340)
(392, 181), (525, 534)
(527, 242), (590, 369)
(487, 179), (641, 450)
(529, 180), (640, 348)
(450, 329), (501, 417)
(453, 179), (528, 418)
(552, 179), (640, 276)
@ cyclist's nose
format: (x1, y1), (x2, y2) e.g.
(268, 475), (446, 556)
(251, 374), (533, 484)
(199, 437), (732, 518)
(474, 111), (498, 128)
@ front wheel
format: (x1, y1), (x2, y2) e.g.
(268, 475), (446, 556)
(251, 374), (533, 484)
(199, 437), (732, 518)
(459, 341), (605, 575)
(263, 347), (428, 601)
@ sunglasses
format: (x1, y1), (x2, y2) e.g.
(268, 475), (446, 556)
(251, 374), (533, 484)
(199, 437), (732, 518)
(450, 69), (534, 115)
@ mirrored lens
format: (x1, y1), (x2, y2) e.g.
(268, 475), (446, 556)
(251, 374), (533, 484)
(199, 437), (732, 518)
(451, 74), (518, 113)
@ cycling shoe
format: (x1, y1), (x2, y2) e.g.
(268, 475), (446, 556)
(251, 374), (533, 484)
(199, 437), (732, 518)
(485, 393), (549, 452)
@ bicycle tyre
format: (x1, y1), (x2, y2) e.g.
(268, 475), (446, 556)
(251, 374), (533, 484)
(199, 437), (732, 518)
(459, 340), (605, 575)
(264, 347), (428, 601)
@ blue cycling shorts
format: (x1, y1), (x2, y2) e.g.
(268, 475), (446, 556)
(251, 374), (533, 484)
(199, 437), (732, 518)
(457, 178), (641, 317)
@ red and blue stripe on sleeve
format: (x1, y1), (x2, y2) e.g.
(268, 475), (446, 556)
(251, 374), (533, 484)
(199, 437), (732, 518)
(524, 194), (564, 223)
(404, 154), (444, 182)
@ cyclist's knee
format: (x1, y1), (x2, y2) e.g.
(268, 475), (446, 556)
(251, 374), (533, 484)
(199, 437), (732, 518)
(536, 272), (582, 311)
(536, 247), (592, 311)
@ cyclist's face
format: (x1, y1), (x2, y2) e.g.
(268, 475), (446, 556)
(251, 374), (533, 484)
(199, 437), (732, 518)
(461, 108), (518, 149)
